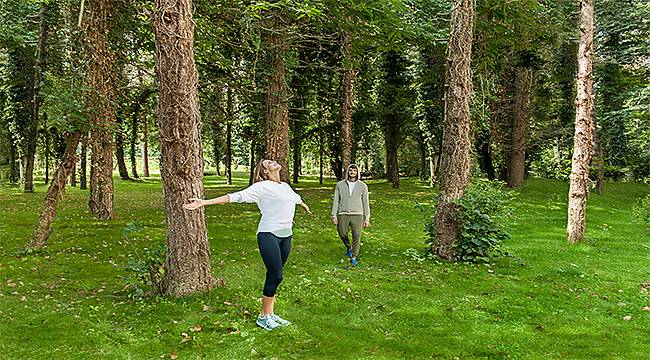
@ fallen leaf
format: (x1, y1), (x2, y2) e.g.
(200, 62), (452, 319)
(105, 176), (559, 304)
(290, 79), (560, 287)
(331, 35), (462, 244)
(170, 353), (178, 360)
(6, 280), (16, 288)
(202, 305), (210, 312)
(190, 324), (202, 332)
(642, 306), (650, 311)
(623, 315), (632, 321)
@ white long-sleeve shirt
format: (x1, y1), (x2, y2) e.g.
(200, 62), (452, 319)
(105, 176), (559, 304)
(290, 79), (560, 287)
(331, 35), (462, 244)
(228, 181), (302, 236)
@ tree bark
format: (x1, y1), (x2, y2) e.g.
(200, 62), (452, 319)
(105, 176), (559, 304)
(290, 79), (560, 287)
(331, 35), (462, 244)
(153, 0), (215, 296)
(115, 113), (131, 180)
(27, 131), (82, 250)
(567, 0), (595, 243)
(225, 87), (233, 185)
(433, 0), (475, 260)
(507, 67), (533, 188)
(340, 30), (355, 174)
(80, 132), (88, 190)
(86, 0), (117, 220)
(142, 115), (150, 177)
(70, 156), (77, 186)
(264, 28), (290, 183)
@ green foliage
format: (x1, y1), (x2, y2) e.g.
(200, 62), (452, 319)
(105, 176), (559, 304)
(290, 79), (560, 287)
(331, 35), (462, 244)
(632, 194), (650, 227)
(422, 179), (514, 262)
(451, 179), (514, 262)
(119, 222), (165, 300)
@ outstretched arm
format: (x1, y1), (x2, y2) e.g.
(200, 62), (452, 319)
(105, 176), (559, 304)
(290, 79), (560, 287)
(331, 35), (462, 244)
(183, 194), (230, 210)
(298, 201), (312, 215)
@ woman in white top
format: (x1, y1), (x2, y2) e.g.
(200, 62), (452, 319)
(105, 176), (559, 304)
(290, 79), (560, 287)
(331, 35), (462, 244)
(183, 159), (311, 331)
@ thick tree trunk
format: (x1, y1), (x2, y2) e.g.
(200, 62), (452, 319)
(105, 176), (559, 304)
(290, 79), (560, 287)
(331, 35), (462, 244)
(225, 88), (233, 185)
(567, 0), (595, 243)
(153, 0), (215, 296)
(115, 113), (130, 180)
(80, 132), (87, 189)
(27, 131), (82, 250)
(87, 0), (116, 220)
(507, 68), (533, 188)
(341, 30), (355, 173)
(264, 29), (290, 183)
(386, 136), (400, 188)
(433, 0), (474, 260)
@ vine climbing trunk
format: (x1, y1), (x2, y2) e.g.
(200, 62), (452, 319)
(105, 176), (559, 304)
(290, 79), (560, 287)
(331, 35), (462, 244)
(86, 0), (117, 220)
(433, 0), (475, 260)
(153, 0), (215, 296)
(567, 0), (595, 243)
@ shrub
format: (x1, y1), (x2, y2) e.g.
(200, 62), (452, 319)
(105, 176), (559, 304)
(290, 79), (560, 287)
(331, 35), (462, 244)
(119, 222), (166, 300)
(421, 179), (514, 262)
(632, 194), (650, 227)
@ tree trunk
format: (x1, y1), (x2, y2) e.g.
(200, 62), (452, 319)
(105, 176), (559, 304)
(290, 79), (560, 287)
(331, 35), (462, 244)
(79, 132), (87, 190)
(70, 157), (77, 186)
(417, 132), (427, 181)
(130, 88), (152, 179)
(567, 0), (595, 243)
(433, 0), (475, 260)
(386, 136), (400, 188)
(142, 115), (150, 177)
(507, 67), (533, 188)
(87, 0), (117, 220)
(225, 88), (233, 185)
(153, 0), (215, 296)
(594, 129), (605, 194)
(249, 139), (255, 186)
(429, 150), (438, 186)
(115, 113), (130, 180)
(341, 30), (355, 174)
(27, 131), (82, 250)
(210, 86), (224, 177)
(8, 136), (19, 183)
(264, 28), (290, 183)
(319, 134), (324, 185)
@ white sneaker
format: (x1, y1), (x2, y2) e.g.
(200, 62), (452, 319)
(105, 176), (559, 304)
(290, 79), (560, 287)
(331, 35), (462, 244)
(270, 313), (291, 326)
(256, 315), (281, 330)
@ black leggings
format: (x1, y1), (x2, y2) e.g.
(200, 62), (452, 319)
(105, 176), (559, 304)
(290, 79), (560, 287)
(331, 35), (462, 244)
(257, 232), (292, 297)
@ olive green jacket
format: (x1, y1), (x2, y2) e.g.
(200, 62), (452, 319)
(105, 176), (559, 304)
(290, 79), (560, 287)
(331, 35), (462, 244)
(331, 180), (370, 220)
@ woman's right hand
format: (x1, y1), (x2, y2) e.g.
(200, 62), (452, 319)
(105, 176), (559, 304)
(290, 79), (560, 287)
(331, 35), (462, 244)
(183, 198), (205, 210)
(332, 215), (338, 225)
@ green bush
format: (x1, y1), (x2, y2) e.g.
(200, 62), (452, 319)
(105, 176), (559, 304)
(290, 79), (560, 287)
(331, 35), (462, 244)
(119, 222), (166, 300)
(421, 179), (514, 262)
(632, 194), (650, 227)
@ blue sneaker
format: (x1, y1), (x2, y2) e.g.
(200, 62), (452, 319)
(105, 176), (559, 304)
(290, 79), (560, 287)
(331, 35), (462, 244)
(256, 315), (281, 330)
(350, 257), (358, 266)
(270, 313), (291, 326)
(345, 248), (353, 258)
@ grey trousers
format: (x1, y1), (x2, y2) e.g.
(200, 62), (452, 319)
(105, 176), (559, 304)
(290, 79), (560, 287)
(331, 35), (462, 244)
(336, 214), (364, 257)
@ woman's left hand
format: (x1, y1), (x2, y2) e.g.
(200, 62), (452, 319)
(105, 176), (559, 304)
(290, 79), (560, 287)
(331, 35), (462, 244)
(299, 202), (313, 216)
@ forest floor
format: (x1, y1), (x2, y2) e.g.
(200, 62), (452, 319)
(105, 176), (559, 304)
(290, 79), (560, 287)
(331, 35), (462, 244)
(0, 174), (648, 359)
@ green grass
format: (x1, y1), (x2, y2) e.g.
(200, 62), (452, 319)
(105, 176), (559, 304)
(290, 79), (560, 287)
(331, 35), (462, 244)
(0, 175), (648, 359)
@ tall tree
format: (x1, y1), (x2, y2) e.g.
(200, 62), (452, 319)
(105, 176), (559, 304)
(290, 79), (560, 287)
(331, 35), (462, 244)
(507, 66), (533, 188)
(433, 0), (474, 259)
(263, 18), (291, 182)
(86, 0), (117, 220)
(153, 0), (215, 295)
(340, 28), (355, 173)
(567, 0), (595, 243)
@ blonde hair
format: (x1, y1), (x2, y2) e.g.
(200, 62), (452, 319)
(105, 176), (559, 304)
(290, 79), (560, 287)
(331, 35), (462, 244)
(252, 159), (270, 183)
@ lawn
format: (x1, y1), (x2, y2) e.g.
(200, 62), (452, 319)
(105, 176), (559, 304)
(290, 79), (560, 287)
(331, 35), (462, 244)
(0, 174), (648, 359)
